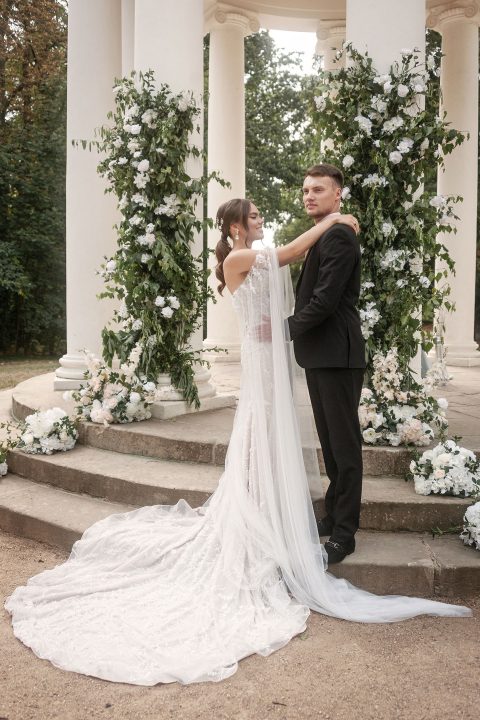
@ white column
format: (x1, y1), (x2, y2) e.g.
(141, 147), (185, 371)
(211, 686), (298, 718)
(203, 9), (259, 361)
(435, 8), (480, 366)
(133, 0), (222, 408)
(316, 23), (346, 71)
(54, 0), (121, 390)
(346, 0), (425, 376)
(121, 0), (135, 76)
(346, 0), (425, 72)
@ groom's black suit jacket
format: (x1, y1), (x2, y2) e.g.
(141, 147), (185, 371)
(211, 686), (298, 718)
(287, 223), (366, 369)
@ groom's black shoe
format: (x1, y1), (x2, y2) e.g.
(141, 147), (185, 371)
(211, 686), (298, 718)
(317, 516), (334, 536)
(325, 538), (355, 565)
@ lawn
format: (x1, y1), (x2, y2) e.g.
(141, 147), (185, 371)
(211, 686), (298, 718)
(0, 358), (59, 390)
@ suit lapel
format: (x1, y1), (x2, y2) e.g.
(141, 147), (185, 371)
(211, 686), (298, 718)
(295, 242), (316, 297)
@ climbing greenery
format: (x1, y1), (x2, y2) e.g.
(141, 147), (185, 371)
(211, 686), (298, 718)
(92, 71), (223, 408)
(312, 44), (466, 379)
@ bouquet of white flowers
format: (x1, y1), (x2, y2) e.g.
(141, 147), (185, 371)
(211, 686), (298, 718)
(460, 501), (480, 551)
(69, 345), (158, 425)
(409, 440), (480, 497)
(16, 408), (78, 455)
(359, 348), (448, 447)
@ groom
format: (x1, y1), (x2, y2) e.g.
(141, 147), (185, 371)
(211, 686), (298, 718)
(287, 163), (366, 564)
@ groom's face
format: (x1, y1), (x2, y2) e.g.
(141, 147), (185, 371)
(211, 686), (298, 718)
(302, 175), (341, 221)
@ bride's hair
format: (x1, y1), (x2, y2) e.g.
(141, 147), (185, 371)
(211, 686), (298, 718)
(215, 198), (252, 295)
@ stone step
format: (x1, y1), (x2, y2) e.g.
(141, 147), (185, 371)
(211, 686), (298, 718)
(0, 474), (477, 598)
(11, 378), (418, 476)
(6, 446), (472, 532)
(0, 474), (133, 550)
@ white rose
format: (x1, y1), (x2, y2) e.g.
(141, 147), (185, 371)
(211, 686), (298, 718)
(167, 296), (180, 310)
(437, 398), (448, 410)
(141, 253), (151, 264)
(117, 157), (128, 165)
(22, 432), (35, 445)
(106, 260), (116, 272)
(363, 428), (378, 444)
(389, 150), (403, 164)
(314, 95), (326, 111)
(434, 468), (446, 480)
(383, 80), (393, 94)
(132, 319), (142, 331)
(155, 296), (165, 307)
(129, 124), (141, 135)
(143, 381), (156, 393)
(342, 155), (354, 169)
(397, 84), (409, 97)
(161, 306), (174, 319)
(137, 159), (150, 173)
(341, 187), (351, 201)
(129, 392), (141, 404)
(0, 462), (7, 477)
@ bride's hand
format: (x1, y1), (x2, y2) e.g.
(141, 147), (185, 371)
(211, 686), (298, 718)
(334, 214), (360, 235)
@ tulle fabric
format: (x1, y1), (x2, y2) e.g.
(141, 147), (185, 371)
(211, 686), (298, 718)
(5, 249), (471, 686)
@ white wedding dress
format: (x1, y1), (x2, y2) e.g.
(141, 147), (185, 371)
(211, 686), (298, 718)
(5, 249), (471, 685)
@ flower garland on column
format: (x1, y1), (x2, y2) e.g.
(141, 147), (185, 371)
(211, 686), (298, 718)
(91, 71), (223, 408)
(311, 44), (466, 446)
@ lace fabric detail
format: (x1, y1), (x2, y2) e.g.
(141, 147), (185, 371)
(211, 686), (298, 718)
(5, 248), (471, 686)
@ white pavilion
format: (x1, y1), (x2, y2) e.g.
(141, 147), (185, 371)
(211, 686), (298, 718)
(54, 0), (480, 408)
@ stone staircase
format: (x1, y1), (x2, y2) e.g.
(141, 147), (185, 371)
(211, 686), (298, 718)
(0, 375), (479, 598)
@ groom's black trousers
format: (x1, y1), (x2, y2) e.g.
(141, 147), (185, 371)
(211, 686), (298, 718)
(305, 367), (364, 544)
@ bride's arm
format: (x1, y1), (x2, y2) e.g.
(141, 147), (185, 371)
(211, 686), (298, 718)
(223, 214), (359, 282)
(275, 214), (359, 267)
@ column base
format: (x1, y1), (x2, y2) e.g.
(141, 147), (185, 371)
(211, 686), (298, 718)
(446, 343), (480, 367)
(152, 365), (236, 419)
(203, 339), (241, 362)
(53, 353), (88, 391)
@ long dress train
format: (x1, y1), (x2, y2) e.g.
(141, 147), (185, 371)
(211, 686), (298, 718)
(5, 249), (471, 685)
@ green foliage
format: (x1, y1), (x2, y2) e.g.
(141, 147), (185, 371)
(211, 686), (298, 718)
(0, 1), (67, 355)
(310, 45), (466, 379)
(244, 31), (315, 224)
(93, 71), (224, 408)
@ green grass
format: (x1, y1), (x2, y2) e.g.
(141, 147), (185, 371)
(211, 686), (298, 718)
(0, 357), (58, 390)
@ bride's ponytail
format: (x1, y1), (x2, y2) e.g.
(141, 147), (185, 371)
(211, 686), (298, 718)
(215, 199), (251, 295)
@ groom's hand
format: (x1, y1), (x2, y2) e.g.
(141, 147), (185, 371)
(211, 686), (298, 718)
(254, 314), (272, 342)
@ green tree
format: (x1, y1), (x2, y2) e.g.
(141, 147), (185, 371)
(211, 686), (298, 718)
(0, 0), (67, 354)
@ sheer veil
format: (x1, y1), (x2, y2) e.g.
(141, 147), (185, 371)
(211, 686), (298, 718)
(265, 247), (471, 622)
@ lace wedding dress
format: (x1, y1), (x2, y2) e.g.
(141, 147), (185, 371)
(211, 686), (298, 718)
(5, 249), (471, 685)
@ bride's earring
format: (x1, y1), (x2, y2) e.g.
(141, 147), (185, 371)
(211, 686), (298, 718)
(234, 228), (240, 241)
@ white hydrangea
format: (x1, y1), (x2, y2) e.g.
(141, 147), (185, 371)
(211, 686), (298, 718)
(389, 150), (403, 164)
(382, 116), (404, 134)
(379, 248), (407, 271)
(460, 501), (480, 551)
(354, 115), (373, 135)
(397, 137), (414, 154)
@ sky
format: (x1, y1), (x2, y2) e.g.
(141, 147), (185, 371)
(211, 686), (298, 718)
(269, 29), (317, 75)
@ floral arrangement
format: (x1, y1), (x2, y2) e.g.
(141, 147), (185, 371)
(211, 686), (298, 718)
(460, 502), (480, 551)
(0, 408), (78, 458)
(359, 348), (448, 446)
(89, 70), (225, 408)
(409, 440), (480, 497)
(312, 44), (465, 372)
(67, 346), (159, 425)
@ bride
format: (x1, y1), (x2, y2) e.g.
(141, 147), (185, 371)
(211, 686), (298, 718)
(5, 199), (471, 686)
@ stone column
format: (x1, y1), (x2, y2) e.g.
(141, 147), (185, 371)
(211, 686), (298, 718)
(133, 0), (235, 415)
(54, 0), (121, 390)
(203, 8), (259, 362)
(432, 6), (480, 366)
(121, 0), (135, 76)
(346, 0), (425, 72)
(346, 0), (426, 376)
(316, 23), (346, 71)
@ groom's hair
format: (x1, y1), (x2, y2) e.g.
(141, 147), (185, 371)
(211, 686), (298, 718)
(305, 163), (343, 189)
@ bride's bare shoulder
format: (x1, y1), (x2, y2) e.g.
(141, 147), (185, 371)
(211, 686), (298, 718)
(223, 249), (258, 274)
